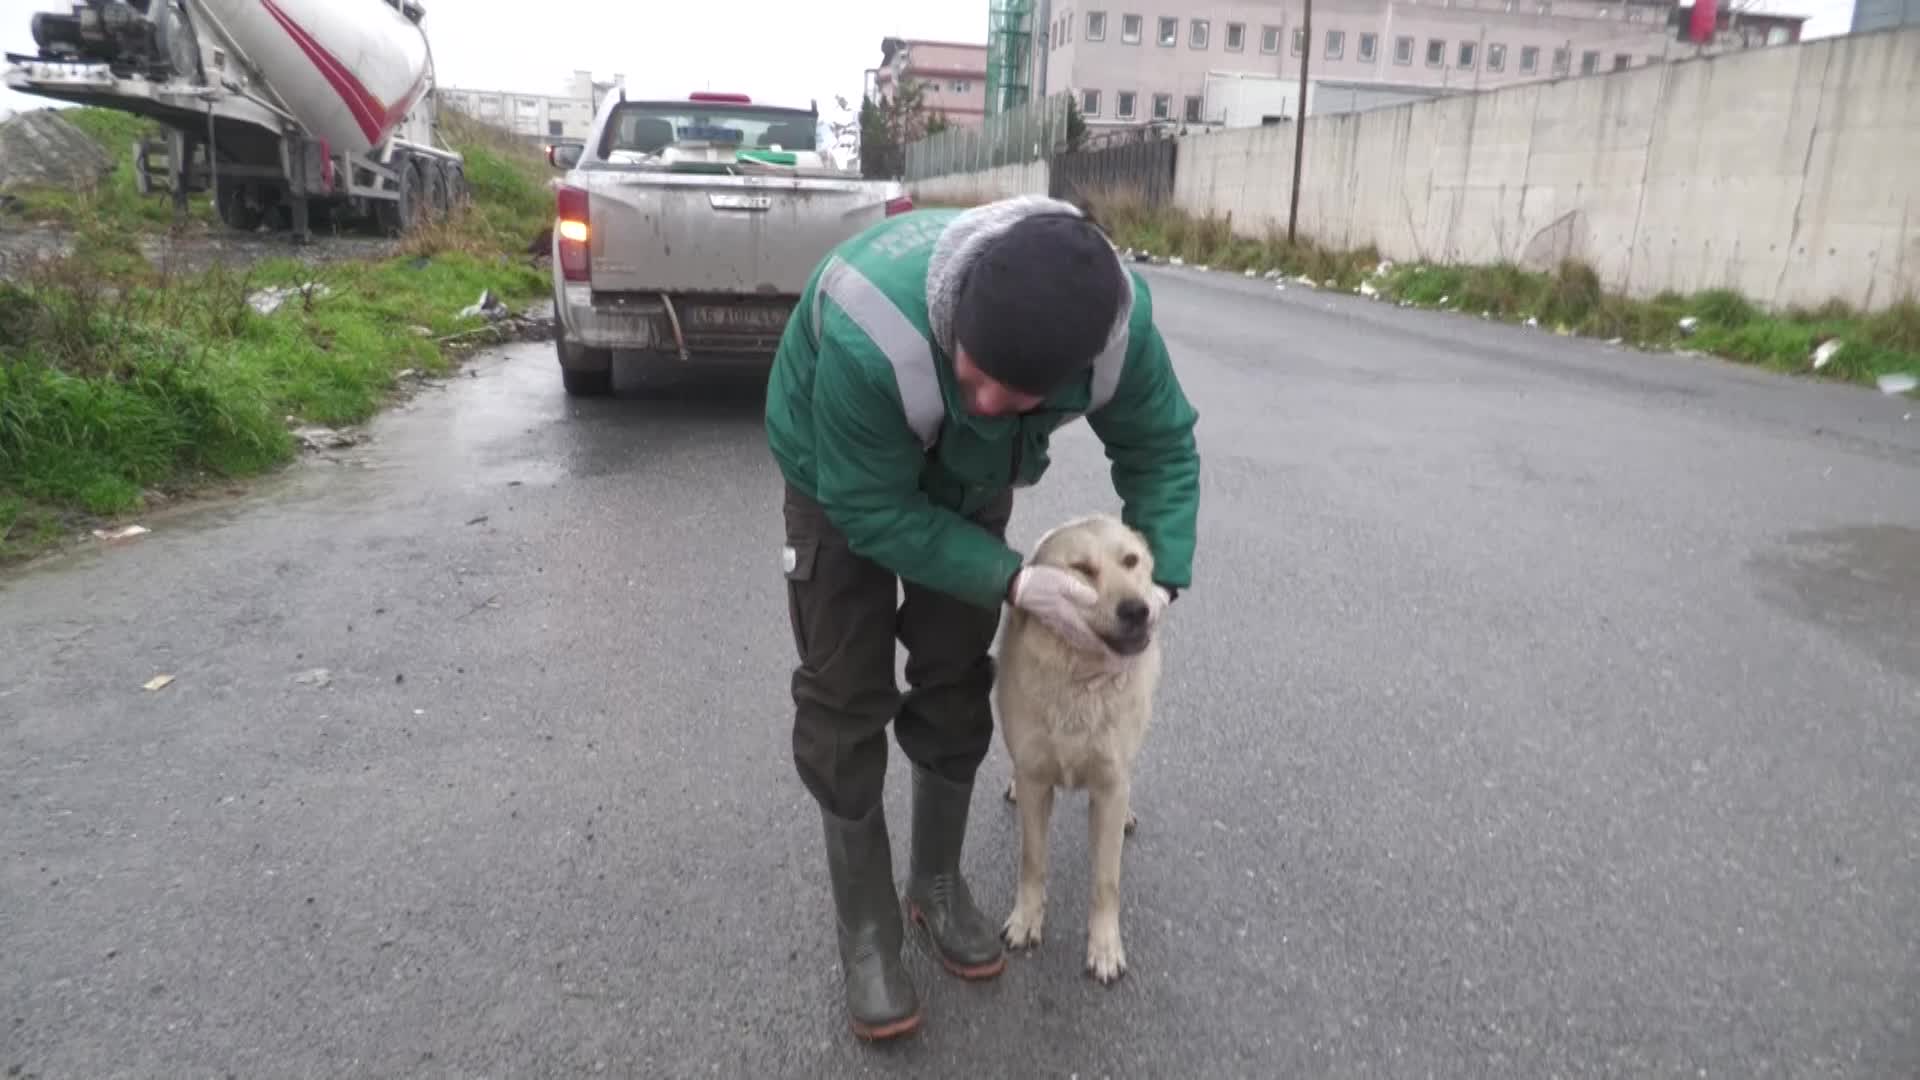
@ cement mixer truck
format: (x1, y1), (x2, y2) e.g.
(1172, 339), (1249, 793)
(4, 0), (463, 241)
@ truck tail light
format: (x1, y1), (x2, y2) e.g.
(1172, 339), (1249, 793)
(884, 196), (914, 217)
(689, 92), (752, 103)
(556, 184), (590, 282)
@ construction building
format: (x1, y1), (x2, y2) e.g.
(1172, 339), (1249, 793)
(439, 70), (626, 145)
(869, 39), (992, 129)
(998, 0), (1805, 129)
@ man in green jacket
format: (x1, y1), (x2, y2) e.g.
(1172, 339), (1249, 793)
(764, 194), (1201, 1040)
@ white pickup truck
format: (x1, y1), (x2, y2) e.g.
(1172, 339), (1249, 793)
(547, 91), (912, 396)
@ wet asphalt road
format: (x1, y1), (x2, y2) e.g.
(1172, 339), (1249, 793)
(3, 267), (1918, 1079)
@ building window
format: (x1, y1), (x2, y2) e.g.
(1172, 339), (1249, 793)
(1426, 38), (1445, 67)
(1766, 25), (1789, 44)
(1552, 47), (1571, 75)
(1122, 14), (1142, 43)
(1487, 43), (1506, 71)
(1326, 30), (1344, 59)
(952, 80), (972, 93)
(1395, 36), (1414, 64)
(1117, 90), (1137, 118)
(1226, 22), (1245, 51)
(549, 120), (564, 137)
(1083, 89), (1101, 116)
(1190, 19), (1209, 48)
(1581, 50), (1599, 74)
(1087, 11), (1107, 40)
(1184, 95), (1203, 123)
(1458, 41), (1476, 68)
(1158, 16), (1177, 46)
(1293, 28), (1305, 55)
(1646, 53), (1660, 64)
(1262, 25), (1282, 53)
(1520, 45), (1539, 72)
(1359, 32), (1378, 61)
(1152, 93), (1172, 119)
(1613, 53), (1630, 70)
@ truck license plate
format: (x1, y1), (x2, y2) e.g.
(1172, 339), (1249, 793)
(685, 305), (791, 331)
(709, 194), (772, 211)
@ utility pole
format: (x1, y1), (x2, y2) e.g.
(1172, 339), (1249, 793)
(1287, 0), (1312, 243)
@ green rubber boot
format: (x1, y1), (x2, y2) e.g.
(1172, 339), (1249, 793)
(821, 803), (922, 1040)
(903, 763), (1007, 979)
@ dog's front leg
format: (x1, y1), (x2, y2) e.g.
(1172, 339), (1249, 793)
(1085, 777), (1131, 984)
(1002, 775), (1054, 950)
(1012, 777), (1138, 836)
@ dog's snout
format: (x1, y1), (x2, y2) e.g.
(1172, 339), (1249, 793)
(1117, 597), (1150, 626)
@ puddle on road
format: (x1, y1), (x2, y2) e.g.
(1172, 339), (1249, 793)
(1750, 524), (1920, 679)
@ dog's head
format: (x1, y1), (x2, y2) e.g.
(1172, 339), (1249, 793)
(1029, 513), (1161, 656)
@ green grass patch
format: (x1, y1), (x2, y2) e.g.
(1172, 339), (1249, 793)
(6, 106), (218, 229)
(1, 248), (545, 554)
(1079, 186), (1920, 395)
(1, 109), (555, 563)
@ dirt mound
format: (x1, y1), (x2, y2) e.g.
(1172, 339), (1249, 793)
(0, 109), (116, 193)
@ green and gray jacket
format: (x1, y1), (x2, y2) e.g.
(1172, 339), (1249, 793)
(764, 195), (1201, 612)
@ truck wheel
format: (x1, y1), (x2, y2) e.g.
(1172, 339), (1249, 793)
(555, 313), (612, 397)
(376, 157), (420, 236)
(561, 365), (613, 397)
(217, 183), (263, 231)
(425, 161), (451, 221)
(445, 164), (470, 209)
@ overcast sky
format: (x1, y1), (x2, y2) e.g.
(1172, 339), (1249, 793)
(0, 0), (1860, 119)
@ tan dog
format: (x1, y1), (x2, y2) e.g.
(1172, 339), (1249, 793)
(994, 513), (1165, 984)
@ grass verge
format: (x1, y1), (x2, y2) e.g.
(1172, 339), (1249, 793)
(0, 110), (557, 564)
(3, 107), (218, 229)
(1080, 186), (1920, 393)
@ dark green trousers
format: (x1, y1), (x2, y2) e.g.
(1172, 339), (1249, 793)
(781, 482), (1013, 820)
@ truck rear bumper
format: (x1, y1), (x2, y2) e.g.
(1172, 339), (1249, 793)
(554, 283), (797, 360)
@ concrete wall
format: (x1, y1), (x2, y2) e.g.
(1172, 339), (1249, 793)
(1167, 27), (1920, 311)
(909, 160), (1051, 205)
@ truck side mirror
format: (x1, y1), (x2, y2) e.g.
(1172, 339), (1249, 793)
(548, 143), (583, 169)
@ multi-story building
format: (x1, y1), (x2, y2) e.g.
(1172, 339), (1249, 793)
(439, 70), (626, 145)
(869, 38), (992, 129)
(1030, 0), (1804, 128)
(1852, 0), (1920, 32)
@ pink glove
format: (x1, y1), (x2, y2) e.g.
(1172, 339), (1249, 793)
(1008, 566), (1113, 657)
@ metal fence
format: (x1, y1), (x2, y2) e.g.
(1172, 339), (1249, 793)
(904, 93), (1072, 182)
(1050, 135), (1180, 207)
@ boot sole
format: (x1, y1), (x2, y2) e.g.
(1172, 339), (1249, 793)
(851, 1011), (922, 1041)
(907, 901), (1008, 980)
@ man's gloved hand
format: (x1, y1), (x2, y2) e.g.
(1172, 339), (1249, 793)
(1008, 565), (1113, 657)
(1148, 584), (1173, 626)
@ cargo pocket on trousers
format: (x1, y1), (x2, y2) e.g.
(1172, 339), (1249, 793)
(782, 538), (819, 658)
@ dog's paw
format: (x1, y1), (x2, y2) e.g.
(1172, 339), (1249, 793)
(1124, 810), (1138, 836)
(1085, 926), (1127, 985)
(1002, 905), (1045, 950)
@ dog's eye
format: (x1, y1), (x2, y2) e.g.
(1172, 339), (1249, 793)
(1121, 553), (1141, 570)
(1071, 560), (1099, 580)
